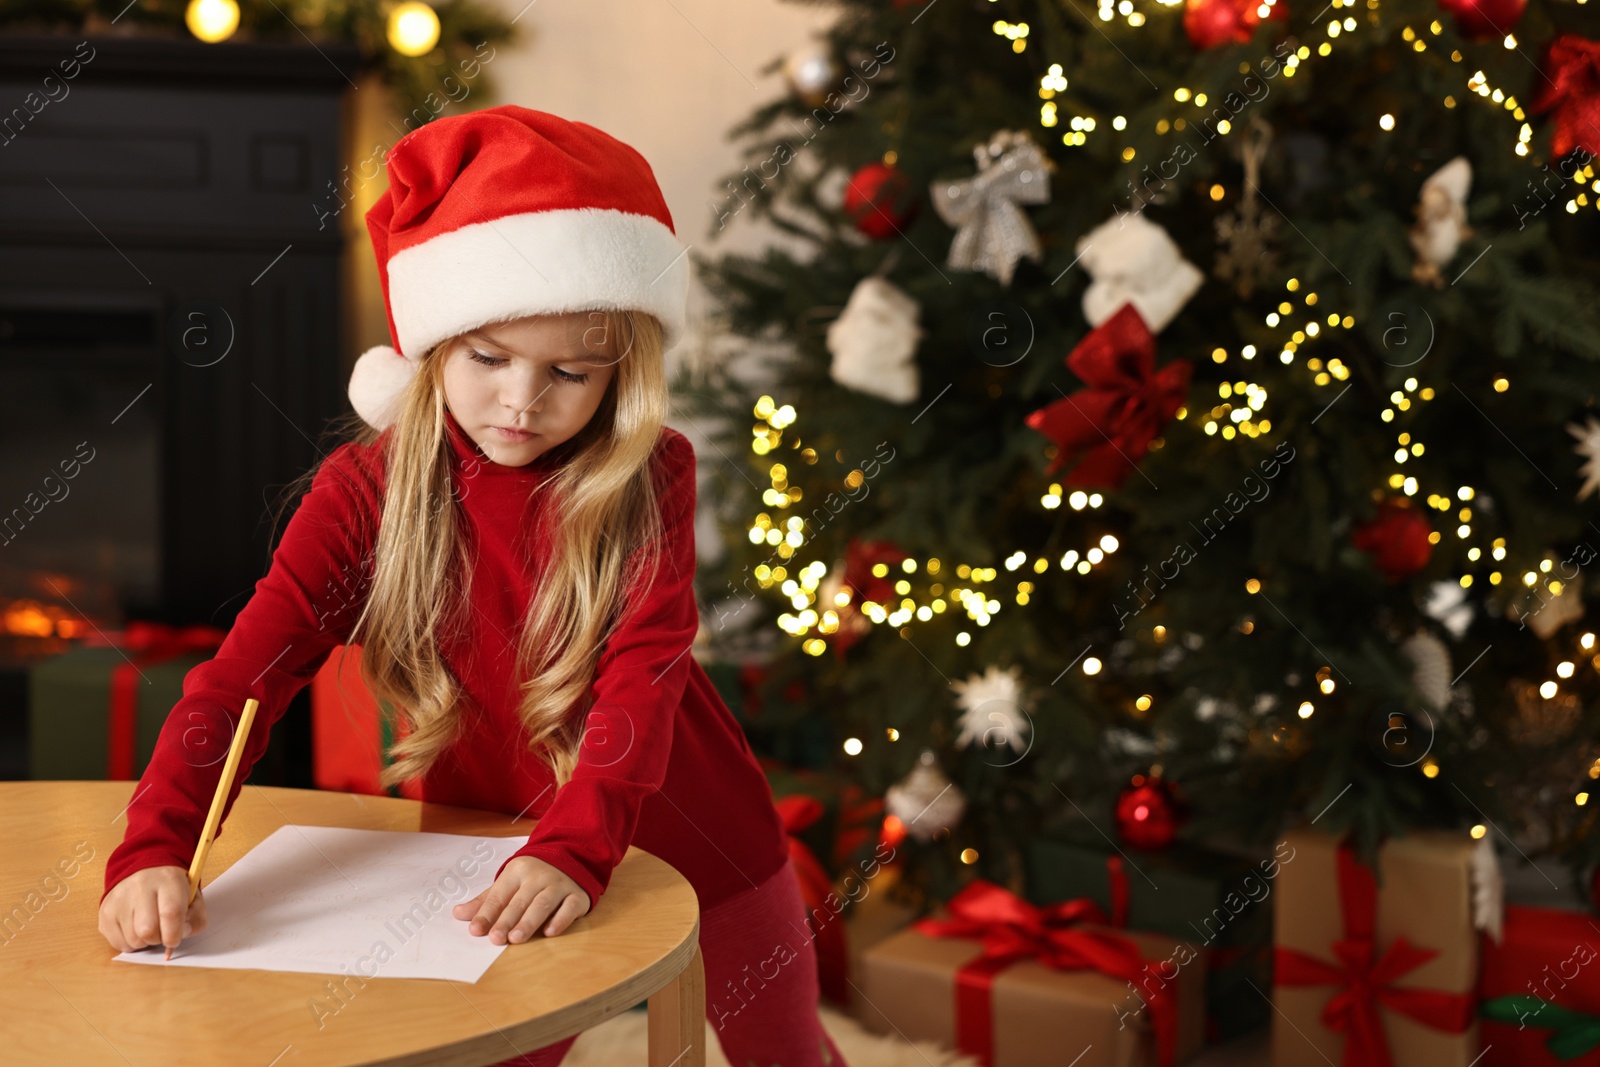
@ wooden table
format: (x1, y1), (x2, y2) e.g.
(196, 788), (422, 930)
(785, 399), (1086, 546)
(4, 781), (705, 1066)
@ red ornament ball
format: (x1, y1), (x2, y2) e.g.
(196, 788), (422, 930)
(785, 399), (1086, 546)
(843, 161), (918, 240)
(1184, 0), (1289, 50)
(1438, 0), (1526, 40)
(1115, 775), (1184, 850)
(1351, 497), (1434, 583)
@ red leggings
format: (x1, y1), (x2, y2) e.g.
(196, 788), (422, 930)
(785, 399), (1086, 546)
(486, 856), (848, 1066)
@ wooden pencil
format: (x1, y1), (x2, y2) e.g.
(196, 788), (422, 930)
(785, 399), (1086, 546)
(166, 696), (260, 961)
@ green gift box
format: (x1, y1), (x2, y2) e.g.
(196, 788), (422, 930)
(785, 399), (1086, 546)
(29, 642), (212, 780)
(1027, 836), (1279, 1042)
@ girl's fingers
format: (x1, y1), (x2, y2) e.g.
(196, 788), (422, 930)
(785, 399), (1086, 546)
(469, 878), (524, 936)
(495, 883), (558, 945)
(543, 895), (587, 938)
(452, 890), (486, 922)
(189, 889), (208, 936)
(158, 879), (188, 950)
(130, 890), (159, 950)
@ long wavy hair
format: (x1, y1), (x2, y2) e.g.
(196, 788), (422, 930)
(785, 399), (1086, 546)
(277, 310), (669, 792)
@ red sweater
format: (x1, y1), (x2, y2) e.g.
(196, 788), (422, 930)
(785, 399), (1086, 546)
(102, 407), (790, 913)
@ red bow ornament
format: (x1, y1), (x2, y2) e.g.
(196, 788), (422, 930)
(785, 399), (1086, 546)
(1530, 35), (1600, 163)
(915, 878), (1184, 1067)
(1274, 843), (1476, 1067)
(1026, 303), (1191, 488)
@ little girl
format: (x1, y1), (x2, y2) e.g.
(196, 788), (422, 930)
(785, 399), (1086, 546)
(97, 105), (849, 1067)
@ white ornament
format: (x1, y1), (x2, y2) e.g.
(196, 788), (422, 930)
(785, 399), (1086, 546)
(1508, 573), (1585, 640)
(782, 40), (839, 107)
(1401, 630), (1452, 712)
(930, 129), (1052, 286)
(826, 275), (923, 404)
(1422, 580), (1474, 640)
(814, 166), (852, 212)
(885, 750), (966, 842)
(1104, 727), (1159, 758)
(951, 665), (1031, 752)
(1469, 834), (1504, 944)
(1409, 156), (1474, 286)
(1569, 415), (1600, 501)
(1076, 211), (1204, 334)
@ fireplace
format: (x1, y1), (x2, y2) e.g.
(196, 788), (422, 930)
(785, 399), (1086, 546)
(0, 32), (364, 781)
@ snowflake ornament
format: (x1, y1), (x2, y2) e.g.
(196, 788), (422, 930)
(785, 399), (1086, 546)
(1569, 415), (1600, 501)
(951, 665), (1032, 752)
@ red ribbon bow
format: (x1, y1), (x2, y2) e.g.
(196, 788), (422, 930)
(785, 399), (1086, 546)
(774, 794), (851, 1006)
(1530, 34), (1600, 163)
(1273, 843), (1476, 1067)
(82, 620), (228, 779)
(913, 878), (1182, 1067)
(1025, 302), (1191, 488)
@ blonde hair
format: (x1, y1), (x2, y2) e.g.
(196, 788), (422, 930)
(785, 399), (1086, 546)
(280, 310), (669, 791)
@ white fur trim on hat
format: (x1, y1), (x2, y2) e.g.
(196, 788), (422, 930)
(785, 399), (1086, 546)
(348, 344), (415, 431)
(386, 206), (690, 362)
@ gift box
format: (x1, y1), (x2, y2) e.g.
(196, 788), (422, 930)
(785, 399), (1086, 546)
(1477, 903), (1600, 1065)
(857, 879), (1208, 1067)
(1027, 837), (1277, 1041)
(761, 757), (886, 877)
(1272, 827), (1480, 1067)
(28, 621), (226, 780)
(309, 643), (423, 800)
(841, 861), (923, 1023)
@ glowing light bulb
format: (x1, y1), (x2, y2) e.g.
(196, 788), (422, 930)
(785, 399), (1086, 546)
(388, 1), (442, 56)
(186, 0), (240, 42)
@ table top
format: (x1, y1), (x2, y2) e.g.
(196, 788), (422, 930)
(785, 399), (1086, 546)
(4, 781), (701, 1067)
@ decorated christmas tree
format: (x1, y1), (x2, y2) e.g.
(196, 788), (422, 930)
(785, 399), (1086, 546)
(679, 0), (1600, 904)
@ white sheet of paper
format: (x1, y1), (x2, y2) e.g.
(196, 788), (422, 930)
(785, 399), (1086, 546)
(114, 825), (534, 983)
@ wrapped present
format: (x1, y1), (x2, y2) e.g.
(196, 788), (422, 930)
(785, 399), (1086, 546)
(842, 860), (923, 1023)
(309, 643), (423, 800)
(777, 793), (852, 1006)
(1028, 837), (1280, 1041)
(857, 878), (1208, 1067)
(1478, 903), (1600, 1066)
(1272, 827), (1480, 1066)
(29, 621), (226, 780)
(761, 757), (886, 876)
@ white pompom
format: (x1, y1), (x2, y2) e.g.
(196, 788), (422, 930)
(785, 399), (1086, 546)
(826, 276), (923, 404)
(348, 344), (416, 430)
(1076, 211), (1204, 334)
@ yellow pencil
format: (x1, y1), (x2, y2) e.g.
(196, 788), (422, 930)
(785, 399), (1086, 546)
(166, 697), (259, 961)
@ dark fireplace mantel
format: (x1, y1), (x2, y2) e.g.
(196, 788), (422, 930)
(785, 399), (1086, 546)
(0, 32), (365, 779)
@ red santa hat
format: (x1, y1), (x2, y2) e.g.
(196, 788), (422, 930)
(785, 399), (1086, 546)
(348, 105), (690, 430)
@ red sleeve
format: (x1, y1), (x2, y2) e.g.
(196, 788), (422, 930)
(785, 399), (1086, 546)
(496, 429), (699, 906)
(101, 443), (380, 904)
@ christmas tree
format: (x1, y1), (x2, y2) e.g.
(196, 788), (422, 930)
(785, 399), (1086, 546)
(678, 0), (1600, 900)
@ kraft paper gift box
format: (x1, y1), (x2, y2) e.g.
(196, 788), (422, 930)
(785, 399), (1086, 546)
(1271, 827), (1480, 1067)
(29, 622), (225, 780)
(857, 879), (1208, 1067)
(1028, 836), (1279, 1041)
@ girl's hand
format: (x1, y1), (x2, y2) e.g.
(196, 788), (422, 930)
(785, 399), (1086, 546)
(98, 866), (208, 954)
(452, 856), (591, 943)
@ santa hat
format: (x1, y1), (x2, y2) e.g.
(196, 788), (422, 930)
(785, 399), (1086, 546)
(348, 105), (690, 430)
